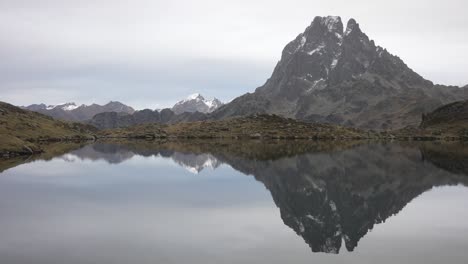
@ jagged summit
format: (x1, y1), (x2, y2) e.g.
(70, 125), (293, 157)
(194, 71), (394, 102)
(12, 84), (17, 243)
(171, 93), (223, 114)
(212, 16), (468, 129)
(345, 18), (360, 35)
(186, 93), (203, 100)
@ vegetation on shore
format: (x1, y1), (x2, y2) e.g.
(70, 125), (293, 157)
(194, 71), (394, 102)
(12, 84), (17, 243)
(98, 114), (372, 140)
(0, 101), (96, 158)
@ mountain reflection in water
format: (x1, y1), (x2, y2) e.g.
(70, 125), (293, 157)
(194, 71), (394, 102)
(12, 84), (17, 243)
(26, 140), (468, 254)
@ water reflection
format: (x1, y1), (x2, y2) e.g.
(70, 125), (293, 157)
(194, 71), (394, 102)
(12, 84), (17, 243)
(1, 140), (467, 258)
(17, 141), (468, 253)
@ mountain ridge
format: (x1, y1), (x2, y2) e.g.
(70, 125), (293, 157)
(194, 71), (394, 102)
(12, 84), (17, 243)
(22, 101), (135, 122)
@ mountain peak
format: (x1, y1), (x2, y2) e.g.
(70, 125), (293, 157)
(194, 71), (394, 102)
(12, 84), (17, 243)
(345, 18), (361, 36)
(105, 101), (127, 106)
(186, 93), (204, 100)
(311, 16), (343, 33)
(172, 93), (223, 114)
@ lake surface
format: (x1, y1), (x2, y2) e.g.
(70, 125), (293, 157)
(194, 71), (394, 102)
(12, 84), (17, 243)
(1, 140), (468, 264)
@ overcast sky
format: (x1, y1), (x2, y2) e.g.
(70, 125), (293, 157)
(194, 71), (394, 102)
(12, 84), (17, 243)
(1, 0), (467, 109)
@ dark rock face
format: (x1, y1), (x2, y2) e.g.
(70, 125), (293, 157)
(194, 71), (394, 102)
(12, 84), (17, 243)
(22, 101), (135, 122)
(89, 108), (208, 129)
(212, 16), (468, 130)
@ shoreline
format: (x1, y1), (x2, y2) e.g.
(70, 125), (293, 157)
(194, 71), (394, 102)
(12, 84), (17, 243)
(2, 135), (467, 160)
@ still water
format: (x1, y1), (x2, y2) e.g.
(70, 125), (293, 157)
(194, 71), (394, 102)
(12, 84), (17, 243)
(0, 140), (467, 264)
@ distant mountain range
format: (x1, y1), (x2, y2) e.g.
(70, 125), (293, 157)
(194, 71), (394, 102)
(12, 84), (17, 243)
(22, 101), (135, 122)
(87, 93), (225, 129)
(21, 93), (223, 126)
(211, 16), (468, 129)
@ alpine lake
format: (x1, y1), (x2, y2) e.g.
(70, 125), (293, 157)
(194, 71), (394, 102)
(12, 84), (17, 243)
(1, 139), (467, 264)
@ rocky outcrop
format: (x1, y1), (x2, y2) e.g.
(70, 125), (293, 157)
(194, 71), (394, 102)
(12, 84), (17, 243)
(212, 16), (468, 130)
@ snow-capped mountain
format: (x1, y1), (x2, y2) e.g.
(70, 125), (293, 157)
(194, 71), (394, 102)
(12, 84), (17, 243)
(25, 102), (82, 111)
(22, 101), (135, 122)
(171, 93), (223, 114)
(47, 102), (81, 111)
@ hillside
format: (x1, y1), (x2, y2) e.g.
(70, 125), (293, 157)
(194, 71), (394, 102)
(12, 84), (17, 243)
(419, 100), (468, 136)
(0, 102), (96, 157)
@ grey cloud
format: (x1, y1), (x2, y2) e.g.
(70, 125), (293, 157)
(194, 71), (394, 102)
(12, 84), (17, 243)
(1, 0), (467, 107)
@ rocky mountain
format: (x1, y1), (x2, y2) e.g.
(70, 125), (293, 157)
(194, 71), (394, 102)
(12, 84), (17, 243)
(171, 93), (223, 114)
(212, 16), (468, 130)
(22, 101), (135, 122)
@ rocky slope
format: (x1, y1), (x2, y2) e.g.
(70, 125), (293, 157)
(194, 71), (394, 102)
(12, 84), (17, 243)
(171, 93), (223, 114)
(22, 101), (135, 122)
(0, 102), (96, 157)
(417, 99), (468, 137)
(211, 16), (468, 130)
(97, 114), (370, 140)
(421, 100), (468, 129)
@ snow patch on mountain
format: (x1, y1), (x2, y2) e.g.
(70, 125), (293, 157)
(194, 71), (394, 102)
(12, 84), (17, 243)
(171, 93), (223, 114)
(45, 102), (80, 111)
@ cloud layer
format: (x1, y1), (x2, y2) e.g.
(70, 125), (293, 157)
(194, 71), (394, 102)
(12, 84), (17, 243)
(1, 0), (467, 109)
